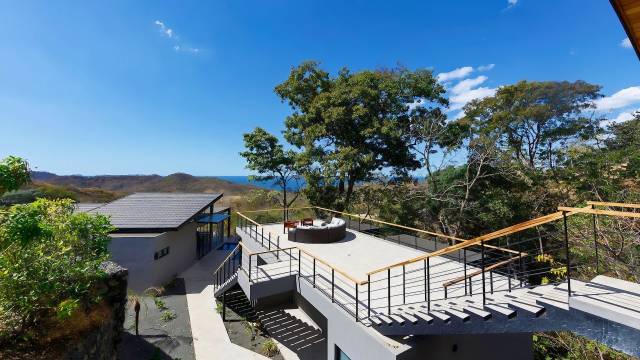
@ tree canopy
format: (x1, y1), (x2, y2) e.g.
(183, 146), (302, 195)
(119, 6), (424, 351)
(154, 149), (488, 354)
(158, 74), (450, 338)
(273, 61), (448, 209)
(0, 156), (30, 195)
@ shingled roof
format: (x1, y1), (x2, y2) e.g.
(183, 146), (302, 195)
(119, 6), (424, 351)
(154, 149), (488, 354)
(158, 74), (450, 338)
(89, 192), (222, 232)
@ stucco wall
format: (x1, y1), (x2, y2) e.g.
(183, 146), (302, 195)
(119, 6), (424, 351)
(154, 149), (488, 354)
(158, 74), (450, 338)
(108, 222), (199, 292)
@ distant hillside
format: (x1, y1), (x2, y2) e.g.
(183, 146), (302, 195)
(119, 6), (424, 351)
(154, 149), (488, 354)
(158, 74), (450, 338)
(30, 171), (260, 197)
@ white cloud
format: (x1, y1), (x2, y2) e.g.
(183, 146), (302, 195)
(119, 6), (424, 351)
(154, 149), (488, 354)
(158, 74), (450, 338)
(621, 37), (632, 49)
(451, 76), (488, 95)
(506, 0), (518, 8)
(154, 20), (174, 38)
(595, 86), (640, 111)
(478, 64), (495, 72)
(436, 66), (474, 82)
(612, 110), (637, 123)
(450, 87), (497, 110)
(154, 20), (201, 55)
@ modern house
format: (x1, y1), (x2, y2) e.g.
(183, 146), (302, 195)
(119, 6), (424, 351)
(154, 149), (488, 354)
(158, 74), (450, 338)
(79, 192), (233, 292)
(215, 203), (640, 360)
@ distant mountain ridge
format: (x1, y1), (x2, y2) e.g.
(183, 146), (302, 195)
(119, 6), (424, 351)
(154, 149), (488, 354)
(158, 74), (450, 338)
(30, 171), (259, 196)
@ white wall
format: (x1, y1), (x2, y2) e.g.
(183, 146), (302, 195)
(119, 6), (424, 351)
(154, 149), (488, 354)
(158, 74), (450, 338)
(108, 222), (199, 293)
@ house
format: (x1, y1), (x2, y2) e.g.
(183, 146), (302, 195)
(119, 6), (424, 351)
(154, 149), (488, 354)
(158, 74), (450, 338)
(79, 192), (232, 292)
(216, 204), (640, 360)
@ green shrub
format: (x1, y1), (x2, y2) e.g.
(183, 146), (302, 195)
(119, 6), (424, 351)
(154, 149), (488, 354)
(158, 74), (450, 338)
(0, 198), (113, 339)
(262, 338), (279, 357)
(160, 310), (176, 322)
(153, 297), (167, 311)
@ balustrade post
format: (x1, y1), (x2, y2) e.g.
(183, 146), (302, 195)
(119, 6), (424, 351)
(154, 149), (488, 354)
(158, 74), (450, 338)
(427, 258), (431, 311)
(313, 258), (316, 288)
(248, 254), (252, 282)
(387, 269), (391, 315)
(463, 249), (468, 295)
(563, 212), (572, 297)
(331, 269), (335, 303)
(593, 213), (599, 274)
(423, 259), (427, 302)
(490, 271), (494, 294)
(402, 265), (406, 304)
(298, 249), (301, 275)
(481, 240), (486, 306)
(367, 275), (371, 319)
(355, 283), (359, 322)
(289, 249), (292, 275)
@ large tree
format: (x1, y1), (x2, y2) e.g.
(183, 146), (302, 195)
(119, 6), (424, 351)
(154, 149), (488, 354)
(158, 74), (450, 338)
(240, 127), (300, 215)
(459, 80), (602, 170)
(274, 61), (448, 210)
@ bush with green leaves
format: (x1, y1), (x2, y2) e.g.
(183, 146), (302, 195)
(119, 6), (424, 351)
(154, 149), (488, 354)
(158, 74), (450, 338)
(0, 198), (113, 338)
(0, 156), (30, 195)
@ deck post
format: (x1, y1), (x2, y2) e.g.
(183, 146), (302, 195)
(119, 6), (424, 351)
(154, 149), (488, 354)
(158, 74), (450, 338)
(367, 275), (371, 319)
(387, 269), (391, 315)
(423, 259), (427, 302)
(563, 211), (572, 297)
(222, 290), (226, 321)
(463, 249), (468, 295)
(331, 269), (335, 303)
(593, 213), (599, 274)
(427, 257), (431, 311)
(355, 283), (359, 322)
(481, 240), (486, 306)
(402, 265), (406, 304)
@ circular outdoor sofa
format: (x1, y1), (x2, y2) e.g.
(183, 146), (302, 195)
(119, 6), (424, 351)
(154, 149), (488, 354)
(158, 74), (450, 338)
(288, 217), (347, 243)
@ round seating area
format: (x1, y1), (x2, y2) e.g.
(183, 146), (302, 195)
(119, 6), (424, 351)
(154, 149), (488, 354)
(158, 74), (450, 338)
(288, 217), (347, 243)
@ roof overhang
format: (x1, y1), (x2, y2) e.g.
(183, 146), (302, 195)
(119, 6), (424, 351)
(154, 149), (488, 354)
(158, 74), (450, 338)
(611, 0), (640, 60)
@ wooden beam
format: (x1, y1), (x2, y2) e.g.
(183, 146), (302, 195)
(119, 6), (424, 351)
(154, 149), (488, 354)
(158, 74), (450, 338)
(558, 206), (640, 219)
(586, 201), (640, 209)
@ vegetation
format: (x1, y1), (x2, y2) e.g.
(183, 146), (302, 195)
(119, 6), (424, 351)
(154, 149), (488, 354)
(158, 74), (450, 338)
(241, 127), (302, 215)
(242, 65), (640, 358)
(262, 338), (279, 357)
(0, 198), (113, 341)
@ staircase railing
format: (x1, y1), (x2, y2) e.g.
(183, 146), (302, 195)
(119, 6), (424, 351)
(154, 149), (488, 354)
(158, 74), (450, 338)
(233, 202), (640, 324)
(213, 243), (242, 290)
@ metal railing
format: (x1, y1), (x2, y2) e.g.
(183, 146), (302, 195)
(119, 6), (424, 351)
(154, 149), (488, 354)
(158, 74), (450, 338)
(229, 202), (640, 323)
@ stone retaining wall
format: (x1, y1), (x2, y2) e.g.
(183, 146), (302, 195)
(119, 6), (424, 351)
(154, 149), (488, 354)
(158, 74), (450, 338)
(64, 261), (128, 360)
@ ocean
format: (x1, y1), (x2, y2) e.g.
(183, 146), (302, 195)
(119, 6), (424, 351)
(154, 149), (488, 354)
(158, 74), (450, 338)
(217, 176), (304, 191)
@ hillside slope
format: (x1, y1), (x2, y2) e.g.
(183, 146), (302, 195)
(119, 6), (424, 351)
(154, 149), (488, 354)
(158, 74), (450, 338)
(30, 172), (259, 196)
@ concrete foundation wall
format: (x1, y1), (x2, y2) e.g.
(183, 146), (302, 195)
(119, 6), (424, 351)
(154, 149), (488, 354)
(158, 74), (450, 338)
(396, 333), (532, 360)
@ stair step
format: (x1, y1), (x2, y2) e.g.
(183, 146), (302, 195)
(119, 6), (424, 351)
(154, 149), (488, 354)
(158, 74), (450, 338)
(395, 312), (419, 324)
(388, 314), (406, 325)
(591, 275), (640, 296)
(497, 295), (546, 317)
(405, 309), (434, 324)
(436, 305), (471, 322)
(484, 303), (517, 319)
(448, 301), (492, 321)
(419, 307), (451, 323)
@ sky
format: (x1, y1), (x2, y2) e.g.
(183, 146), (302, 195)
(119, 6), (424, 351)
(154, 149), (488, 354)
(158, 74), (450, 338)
(1, 0), (639, 176)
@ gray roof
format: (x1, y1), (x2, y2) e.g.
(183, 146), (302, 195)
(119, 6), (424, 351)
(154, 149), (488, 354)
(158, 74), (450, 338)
(75, 203), (106, 213)
(89, 192), (222, 231)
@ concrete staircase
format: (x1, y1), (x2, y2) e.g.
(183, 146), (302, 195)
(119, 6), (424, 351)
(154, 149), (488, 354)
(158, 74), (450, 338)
(366, 276), (640, 334)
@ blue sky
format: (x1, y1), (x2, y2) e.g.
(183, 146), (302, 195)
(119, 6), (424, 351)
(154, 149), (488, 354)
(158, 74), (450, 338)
(1, 0), (639, 176)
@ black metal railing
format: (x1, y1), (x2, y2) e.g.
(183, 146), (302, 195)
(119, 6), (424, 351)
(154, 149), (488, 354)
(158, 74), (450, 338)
(231, 203), (640, 324)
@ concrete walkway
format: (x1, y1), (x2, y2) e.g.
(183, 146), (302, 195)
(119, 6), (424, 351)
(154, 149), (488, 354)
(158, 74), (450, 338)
(180, 250), (270, 360)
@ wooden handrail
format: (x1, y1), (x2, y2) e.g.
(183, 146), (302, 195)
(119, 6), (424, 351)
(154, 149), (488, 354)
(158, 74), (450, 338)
(442, 256), (523, 288)
(239, 206), (316, 214)
(367, 210), (580, 276)
(314, 205), (465, 242)
(297, 248), (368, 285)
(558, 206), (640, 219)
(236, 212), (261, 226)
(586, 201), (640, 210)
(213, 243), (243, 274)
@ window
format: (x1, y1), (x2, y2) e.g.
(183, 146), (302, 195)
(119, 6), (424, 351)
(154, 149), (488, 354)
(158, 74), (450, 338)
(154, 246), (170, 260)
(334, 345), (352, 360)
